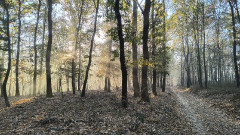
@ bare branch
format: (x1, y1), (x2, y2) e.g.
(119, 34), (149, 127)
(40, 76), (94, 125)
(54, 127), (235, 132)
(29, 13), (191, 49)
(134, 0), (144, 13)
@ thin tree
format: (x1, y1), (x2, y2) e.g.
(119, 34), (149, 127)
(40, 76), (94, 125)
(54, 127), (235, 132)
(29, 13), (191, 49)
(33, 0), (41, 96)
(40, 6), (46, 90)
(132, 0), (140, 97)
(46, 0), (53, 97)
(1, 0), (11, 107)
(202, 3), (207, 89)
(162, 0), (166, 92)
(151, 0), (157, 96)
(81, 0), (99, 97)
(15, 0), (21, 96)
(75, 0), (84, 93)
(114, 0), (128, 107)
(0, 51), (4, 97)
(193, 1), (203, 88)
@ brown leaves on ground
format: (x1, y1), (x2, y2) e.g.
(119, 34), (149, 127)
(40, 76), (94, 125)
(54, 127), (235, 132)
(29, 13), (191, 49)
(186, 85), (240, 121)
(0, 89), (193, 134)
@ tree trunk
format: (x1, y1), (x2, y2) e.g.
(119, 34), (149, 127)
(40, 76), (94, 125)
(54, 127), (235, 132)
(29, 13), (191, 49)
(107, 77), (111, 92)
(180, 52), (184, 86)
(186, 35), (191, 88)
(151, 0), (157, 96)
(107, 39), (112, 92)
(40, 7), (46, 92)
(72, 60), (76, 94)
(0, 51), (5, 97)
(104, 77), (107, 91)
(1, 0), (11, 107)
(57, 79), (59, 92)
(114, 0), (128, 107)
(59, 77), (62, 92)
(15, 0), (21, 96)
(33, 0), (41, 96)
(162, 0), (166, 92)
(229, 1), (240, 87)
(202, 3), (207, 89)
(46, 0), (53, 97)
(76, 0), (84, 92)
(40, 7), (46, 75)
(132, 0), (140, 97)
(81, 0), (99, 97)
(66, 71), (69, 92)
(141, 0), (151, 101)
(40, 7), (46, 93)
(194, 3), (203, 88)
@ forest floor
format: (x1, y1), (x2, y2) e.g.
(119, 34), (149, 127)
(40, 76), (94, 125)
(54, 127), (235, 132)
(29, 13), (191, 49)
(188, 84), (240, 120)
(0, 87), (239, 134)
(171, 87), (240, 134)
(0, 88), (194, 134)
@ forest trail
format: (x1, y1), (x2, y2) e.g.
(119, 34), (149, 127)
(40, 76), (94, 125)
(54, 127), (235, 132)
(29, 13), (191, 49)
(171, 87), (240, 135)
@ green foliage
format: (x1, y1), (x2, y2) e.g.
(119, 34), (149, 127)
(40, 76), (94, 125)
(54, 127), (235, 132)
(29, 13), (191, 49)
(111, 50), (119, 61)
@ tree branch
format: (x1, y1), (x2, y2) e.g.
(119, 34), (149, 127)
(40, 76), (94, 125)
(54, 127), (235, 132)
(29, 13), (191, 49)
(134, 0), (144, 13)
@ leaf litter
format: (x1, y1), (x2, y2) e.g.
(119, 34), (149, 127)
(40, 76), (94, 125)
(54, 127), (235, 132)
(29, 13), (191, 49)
(0, 89), (194, 134)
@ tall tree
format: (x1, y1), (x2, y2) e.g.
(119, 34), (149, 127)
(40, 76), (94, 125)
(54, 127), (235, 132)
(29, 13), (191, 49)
(81, 0), (99, 97)
(193, 1), (203, 88)
(162, 0), (166, 92)
(114, 0), (128, 107)
(46, 0), (53, 97)
(33, 0), (41, 96)
(202, 3), (207, 89)
(151, 0), (157, 96)
(141, 0), (151, 101)
(39, 6), (46, 92)
(229, 1), (239, 87)
(132, 0), (140, 97)
(1, 0), (11, 107)
(74, 0), (84, 93)
(40, 7), (46, 75)
(15, 0), (21, 96)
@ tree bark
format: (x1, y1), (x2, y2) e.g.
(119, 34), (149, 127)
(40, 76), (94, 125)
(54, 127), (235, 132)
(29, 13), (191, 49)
(40, 7), (46, 92)
(40, 7), (46, 75)
(15, 0), (21, 96)
(229, 1), (240, 87)
(193, 2), (203, 88)
(114, 0), (128, 107)
(72, 60), (76, 94)
(46, 0), (53, 97)
(104, 77), (107, 91)
(202, 3), (207, 89)
(186, 35), (191, 88)
(0, 51), (5, 97)
(132, 0), (140, 97)
(66, 71), (69, 92)
(1, 0), (11, 107)
(141, 0), (151, 101)
(81, 0), (99, 97)
(77, 1), (84, 92)
(151, 0), (157, 96)
(107, 39), (112, 92)
(33, 0), (41, 96)
(162, 0), (166, 92)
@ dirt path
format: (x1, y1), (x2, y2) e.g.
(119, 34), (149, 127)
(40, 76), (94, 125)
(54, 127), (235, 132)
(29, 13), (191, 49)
(170, 87), (240, 135)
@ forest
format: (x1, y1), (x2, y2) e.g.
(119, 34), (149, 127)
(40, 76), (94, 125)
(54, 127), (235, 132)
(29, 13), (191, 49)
(0, 0), (240, 134)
